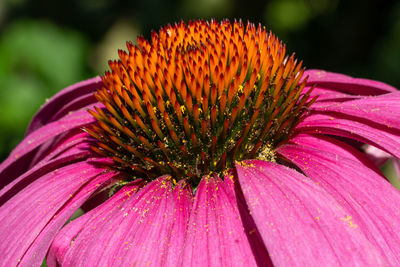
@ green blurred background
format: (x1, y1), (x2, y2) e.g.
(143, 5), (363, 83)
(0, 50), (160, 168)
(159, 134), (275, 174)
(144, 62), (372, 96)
(1, 0), (400, 161)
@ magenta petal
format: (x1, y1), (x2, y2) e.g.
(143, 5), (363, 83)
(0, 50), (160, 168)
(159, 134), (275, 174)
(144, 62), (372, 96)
(22, 129), (86, 170)
(286, 134), (385, 177)
(236, 160), (391, 266)
(0, 106), (96, 178)
(26, 77), (102, 135)
(311, 92), (400, 129)
(223, 174), (272, 265)
(0, 135), (92, 204)
(164, 182), (193, 266)
(297, 113), (400, 158)
(49, 177), (192, 266)
(0, 160), (111, 266)
(304, 69), (398, 95)
(46, 181), (143, 266)
(310, 86), (362, 102)
(48, 93), (97, 124)
(393, 159), (400, 181)
(20, 172), (113, 266)
(179, 175), (263, 266)
(36, 131), (91, 164)
(279, 139), (400, 264)
(364, 145), (392, 167)
(10, 107), (95, 160)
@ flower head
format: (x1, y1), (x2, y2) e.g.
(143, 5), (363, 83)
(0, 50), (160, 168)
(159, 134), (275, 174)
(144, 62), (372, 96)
(86, 19), (314, 184)
(1, 19), (400, 266)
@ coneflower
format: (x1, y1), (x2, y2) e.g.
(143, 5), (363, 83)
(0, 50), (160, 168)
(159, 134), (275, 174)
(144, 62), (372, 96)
(1, 19), (400, 266)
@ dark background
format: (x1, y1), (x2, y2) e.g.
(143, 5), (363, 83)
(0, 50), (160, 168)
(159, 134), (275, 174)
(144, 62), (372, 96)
(1, 0), (400, 161)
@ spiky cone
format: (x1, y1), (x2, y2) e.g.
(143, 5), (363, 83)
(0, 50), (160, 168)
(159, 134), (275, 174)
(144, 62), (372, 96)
(86, 19), (316, 185)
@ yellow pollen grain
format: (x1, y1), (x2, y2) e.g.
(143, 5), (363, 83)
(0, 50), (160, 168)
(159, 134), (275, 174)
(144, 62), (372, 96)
(341, 215), (358, 228)
(223, 170), (234, 181)
(257, 143), (276, 162)
(236, 161), (255, 168)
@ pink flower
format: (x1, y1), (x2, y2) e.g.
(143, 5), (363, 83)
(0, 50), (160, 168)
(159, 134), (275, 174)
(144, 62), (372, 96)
(1, 19), (400, 266)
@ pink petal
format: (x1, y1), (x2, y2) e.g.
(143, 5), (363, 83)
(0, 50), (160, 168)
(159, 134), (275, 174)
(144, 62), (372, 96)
(164, 182), (193, 266)
(50, 177), (192, 266)
(236, 160), (390, 266)
(31, 131), (91, 166)
(26, 77), (102, 135)
(363, 145), (391, 167)
(1, 129), (91, 183)
(310, 92), (400, 130)
(0, 106), (97, 180)
(304, 69), (398, 95)
(48, 93), (97, 124)
(0, 159), (112, 266)
(179, 175), (268, 266)
(21, 172), (114, 266)
(47, 180), (143, 266)
(278, 138), (400, 264)
(12, 107), (95, 159)
(223, 173), (272, 265)
(394, 159), (400, 181)
(296, 113), (400, 158)
(286, 134), (384, 177)
(310, 86), (361, 102)
(0, 138), (90, 205)
(0, 132), (97, 205)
